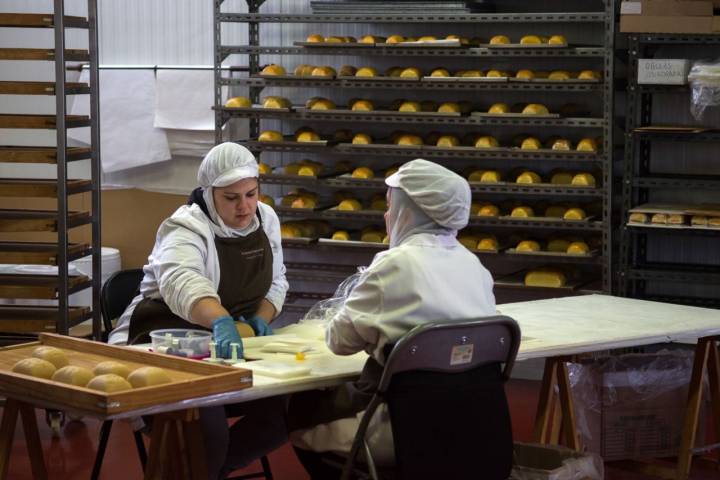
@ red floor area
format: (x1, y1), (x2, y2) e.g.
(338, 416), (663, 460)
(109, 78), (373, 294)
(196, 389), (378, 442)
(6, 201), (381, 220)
(1, 379), (717, 479)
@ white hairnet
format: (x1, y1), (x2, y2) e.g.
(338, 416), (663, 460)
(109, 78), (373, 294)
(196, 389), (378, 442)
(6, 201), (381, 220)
(197, 142), (259, 188)
(386, 188), (450, 248)
(385, 159), (471, 230)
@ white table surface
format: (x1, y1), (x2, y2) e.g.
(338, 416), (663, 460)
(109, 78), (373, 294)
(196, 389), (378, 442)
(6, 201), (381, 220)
(111, 294), (720, 419)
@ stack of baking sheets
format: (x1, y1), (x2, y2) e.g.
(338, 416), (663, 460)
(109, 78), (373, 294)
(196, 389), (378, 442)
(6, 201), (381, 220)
(310, 1), (480, 14)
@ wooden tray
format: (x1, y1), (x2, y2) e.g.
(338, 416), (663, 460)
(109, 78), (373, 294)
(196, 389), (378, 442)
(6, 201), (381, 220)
(0, 333), (252, 416)
(0, 306), (90, 333)
(0, 178), (91, 197)
(0, 146), (92, 164)
(0, 114), (90, 129)
(0, 81), (89, 95)
(0, 241), (90, 265)
(0, 209), (91, 233)
(0, 48), (89, 61)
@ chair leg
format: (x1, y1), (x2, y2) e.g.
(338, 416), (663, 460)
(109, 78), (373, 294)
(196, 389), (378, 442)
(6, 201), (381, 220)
(91, 420), (113, 480)
(134, 430), (148, 470)
(260, 455), (273, 480)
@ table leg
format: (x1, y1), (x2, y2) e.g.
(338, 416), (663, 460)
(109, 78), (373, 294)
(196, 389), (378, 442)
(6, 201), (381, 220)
(533, 358), (559, 444)
(144, 409), (207, 480)
(707, 339), (720, 466)
(557, 360), (581, 450)
(533, 357), (579, 450)
(18, 404), (47, 480)
(0, 399), (19, 480)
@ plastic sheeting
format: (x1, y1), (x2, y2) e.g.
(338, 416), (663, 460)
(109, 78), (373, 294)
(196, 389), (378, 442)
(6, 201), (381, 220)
(689, 59), (720, 120)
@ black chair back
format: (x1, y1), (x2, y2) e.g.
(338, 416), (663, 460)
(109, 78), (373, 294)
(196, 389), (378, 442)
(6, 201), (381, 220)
(342, 316), (521, 480)
(100, 268), (144, 340)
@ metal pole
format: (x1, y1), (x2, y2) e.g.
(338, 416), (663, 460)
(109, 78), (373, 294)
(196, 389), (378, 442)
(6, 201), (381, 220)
(88, 0), (102, 341)
(214, 0), (223, 144)
(54, 0), (69, 335)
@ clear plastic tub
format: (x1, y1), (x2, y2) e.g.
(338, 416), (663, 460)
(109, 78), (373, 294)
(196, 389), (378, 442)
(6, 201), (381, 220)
(149, 329), (212, 359)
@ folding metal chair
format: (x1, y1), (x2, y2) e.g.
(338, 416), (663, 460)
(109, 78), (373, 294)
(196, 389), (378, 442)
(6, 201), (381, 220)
(339, 315), (521, 480)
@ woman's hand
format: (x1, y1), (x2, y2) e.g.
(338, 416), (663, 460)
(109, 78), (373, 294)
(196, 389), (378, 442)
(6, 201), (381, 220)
(243, 315), (274, 336)
(212, 315), (243, 358)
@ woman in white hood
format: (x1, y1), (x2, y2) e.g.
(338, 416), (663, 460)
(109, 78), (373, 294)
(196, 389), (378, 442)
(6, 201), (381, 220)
(287, 159), (496, 478)
(108, 142), (288, 479)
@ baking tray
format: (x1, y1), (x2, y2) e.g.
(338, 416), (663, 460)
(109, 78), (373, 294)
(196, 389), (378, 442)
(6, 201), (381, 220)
(256, 138), (329, 147)
(223, 105), (293, 113)
(494, 270), (587, 291)
(422, 76), (508, 83)
(627, 222), (720, 232)
(483, 43), (568, 49)
(499, 215), (595, 223)
(387, 40), (462, 48)
(509, 78), (601, 84)
(256, 74), (336, 81)
(294, 41), (375, 48)
(318, 238), (387, 249)
(471, 112), (561, 119)
(282, 237), (318, 245)
(505, 248), (598, 259)
(337, 75), (420, 82)
(297, 107), (462, 117)
(0, 333), (251, 416)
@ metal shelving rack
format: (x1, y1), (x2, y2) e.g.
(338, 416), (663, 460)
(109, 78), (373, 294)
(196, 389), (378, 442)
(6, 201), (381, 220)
(214, 0), (615, 310)
(620, 34), (720, 308)
(0, 1), (102, 341)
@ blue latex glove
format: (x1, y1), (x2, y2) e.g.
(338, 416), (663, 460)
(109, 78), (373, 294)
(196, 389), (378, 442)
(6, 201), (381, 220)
(211, 315), (243, 359)
(243, 314), (274, 337)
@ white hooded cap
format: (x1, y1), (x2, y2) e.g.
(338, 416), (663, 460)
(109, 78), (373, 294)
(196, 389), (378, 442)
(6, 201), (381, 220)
(385, 159), (471, 230)
(197, 142), (259, 188)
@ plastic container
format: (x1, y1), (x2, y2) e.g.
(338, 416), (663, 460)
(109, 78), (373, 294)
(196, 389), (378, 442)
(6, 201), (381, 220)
(150, 329), (211, 359)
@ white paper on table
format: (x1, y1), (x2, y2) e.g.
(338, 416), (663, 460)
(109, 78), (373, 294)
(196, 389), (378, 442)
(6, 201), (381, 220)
(154, 70), (216, 131)
(69, 69), (172, 173)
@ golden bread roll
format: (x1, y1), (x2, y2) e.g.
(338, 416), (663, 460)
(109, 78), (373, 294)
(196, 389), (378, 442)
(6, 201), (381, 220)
(352, 166), (374, 179)
(516, 70), (535, 80)
(651, 213), (668, 224)
(291, 197), (317, 209)
(522, 103), (550, 115)
(339, 65), (357, 77)
(437, 102), (461, 114)
(258, 163), (272, 175)
(396, 134), (423, 146)
(667, 214), (684, 225)
(708, 217), (720, 227)
(488, 103), (509, 114)
(52, 366), (93, 386)
(262, 96), (291, 109)
(474, 136), (500, 149)
(311, 66), (336, 77)
(521, 137), (542, 150)
(511, 206), (535, 218)
(524, 269), (567, 288)
(259, 194), (275, 207)
(516, 171), (542, 184)
(258, 130), (283, 142)
(550, 138), (572, 151)
(224, 96), (252, 108)
(458, 235), (480, 250)
(261, 64), (286, 76)
(520, 35), (544, 45)
(547, 239), (571, 253)
(87, 374), (133, 393)
(517, 240), (541, 252)
(386, 35), (405, 44)
(128, 367), (172, 388)
(576, 138), (598, 152)
(467, 170), (485, 182)
(398, 101), (421, 113)
(400, 67), (422, 79)
(486, 69), (508, 78)
(436, 135), (460, 148)
(477, 237), (498, 251)
(418, 36), (437, 42)
(351, 99), (374, 111)
(461, 70), (485, 78)
(430, 68), (450, 77)
(548, 70), (571, 81)
(294, 64), (315, 76)
(281, 224), (302, 238)
(478, 204), (500, 217)
(360, 231), (384, 243)
(545, 206), (568, 218)
(296, 130), (321, 142)
(308, 98), (335, 110)
(306, 34), (324, 43)
(13, 358), (56, 379)
(93, 360), (131, 379)
(578, 70), (600, 80)
(298, 164), (322, 176)
(355, 67), (378, 78)
(480, 170), (501, 183)
(564, 208), (586, 220)
(490, 35), (511, 45)
(446, 35), (469, 45)
(332, 230), (350, 241)
(352, 133), (373, 145)
(548, 35), (567, 45)
(359, 35), (385, 44)
(338, 199), (362, 211)
(691, 215), (708, 226)
(283, 163), (300, 175)
(566, 241), (590, 255)
(324, 36), (345, 43)
(550, 172), (573, 185)
(32, 346), (69, 369)
(571, 173), (596, 187)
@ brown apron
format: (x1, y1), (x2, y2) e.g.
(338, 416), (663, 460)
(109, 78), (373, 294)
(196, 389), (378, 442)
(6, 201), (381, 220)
(127, 210), (273, 345)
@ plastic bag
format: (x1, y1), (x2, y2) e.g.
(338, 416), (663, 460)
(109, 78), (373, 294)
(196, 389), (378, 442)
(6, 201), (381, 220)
(688, 59), (720, 120)
(511, 442), (603, 480)
(299, 266), (367, 326)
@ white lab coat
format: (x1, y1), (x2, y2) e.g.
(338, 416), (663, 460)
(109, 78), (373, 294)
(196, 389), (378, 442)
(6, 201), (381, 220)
(293, 232), (496, 464)
(108, 202), (288, 345)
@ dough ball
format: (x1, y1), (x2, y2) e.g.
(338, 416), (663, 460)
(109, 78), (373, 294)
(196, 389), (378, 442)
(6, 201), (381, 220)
(12, 358), (56, 379)
(128, 366), (172, 388)
(32, 346), (69, 369)
(93, 360), (132, 379)
(52, 365), (94, 386)
(87, 374), (133, 392)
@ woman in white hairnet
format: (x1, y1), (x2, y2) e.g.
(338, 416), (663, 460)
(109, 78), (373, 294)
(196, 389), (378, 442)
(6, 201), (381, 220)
(287, 158), (496, 478)
(108, 142), (289, 479)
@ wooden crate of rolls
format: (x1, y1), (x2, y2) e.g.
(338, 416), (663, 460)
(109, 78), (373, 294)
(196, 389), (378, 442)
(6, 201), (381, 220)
(0, 333), (252, 416)
(628, 203), (720, 230)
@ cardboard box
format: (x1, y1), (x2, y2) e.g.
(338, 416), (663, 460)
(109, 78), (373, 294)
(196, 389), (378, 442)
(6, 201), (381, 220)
(637, 59), (691, 85)
(570, 352), (706, 462)
(511, 443), (603, 480)
(620, 0), (713, 16)
(620, 14), (714, 33)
